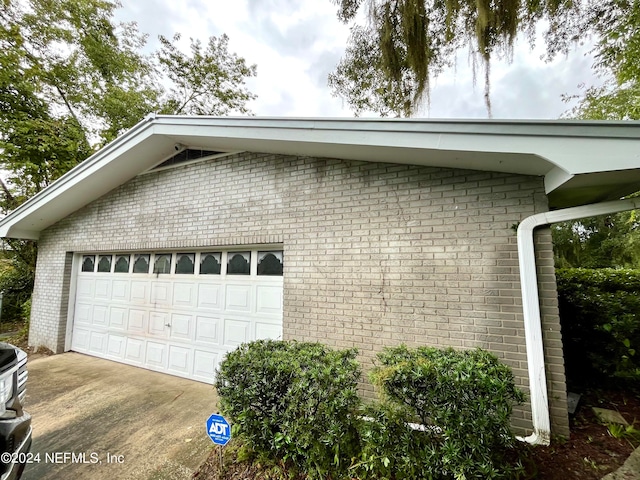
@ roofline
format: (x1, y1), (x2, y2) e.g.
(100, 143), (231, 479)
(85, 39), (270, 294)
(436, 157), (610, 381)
(1, 115), (639, 239)
(153, 115), (640, 139)
(0, 114), (158, 237)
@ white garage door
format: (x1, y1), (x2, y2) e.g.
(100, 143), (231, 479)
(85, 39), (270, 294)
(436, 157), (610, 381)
(70, 249), (283, 383)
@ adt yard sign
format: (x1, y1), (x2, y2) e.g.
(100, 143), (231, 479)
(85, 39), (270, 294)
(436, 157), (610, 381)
(206, 414), (231, 446)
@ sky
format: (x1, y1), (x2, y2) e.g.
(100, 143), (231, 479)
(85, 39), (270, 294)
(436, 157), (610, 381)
(115, 0), (602, 119)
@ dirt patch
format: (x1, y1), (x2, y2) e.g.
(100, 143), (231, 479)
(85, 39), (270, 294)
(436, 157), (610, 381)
(520, 389), (640, 479)
(0, 324), (54, 358)
(194, 389), (640, 479)
(0, 319), (25, 334)
(193, 446), (263, 480)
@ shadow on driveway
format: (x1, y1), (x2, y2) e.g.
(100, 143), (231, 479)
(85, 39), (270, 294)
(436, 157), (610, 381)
(22, 353), (217, 480)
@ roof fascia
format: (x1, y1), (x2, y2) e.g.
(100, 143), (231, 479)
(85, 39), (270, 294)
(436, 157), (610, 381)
(0, 116), (639, 239)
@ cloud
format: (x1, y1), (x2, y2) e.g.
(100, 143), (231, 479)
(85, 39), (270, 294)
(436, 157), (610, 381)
(238, 0), (349, 58)
(114, 0), (601, 119)
(307, 49), (344, 88)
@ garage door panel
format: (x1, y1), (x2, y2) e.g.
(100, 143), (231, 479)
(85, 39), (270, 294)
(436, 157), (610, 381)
(152, 282), (172, 305)
(256, 285), (283, 315)
(225, 285), (252, 313)
(195, 316), (220, 345)
(75, 303), (92, 325)
(167, 345), (191, 375)
(149, 312), (169, 337)
(92, 305), (108, 327)
(109, 307), (127, 330)
(111, 280), (129, 302)
(197, 283), (223, 310)
(169, 313), (192, 341)
(107, 334), (125, 359)
(76, 278), (94, 299)
(130, 281), (150, 304)
(146, 341), (166, 369)
(125, 338), (144, 364)
(193, 350), (218, 382)
(127, 309), (147, 333)
(94, 279), (111, 300)
(224, 318), (251, 346)
(256, 322), (282, 340)
(72, 328), (90, 351)
(173, 282), (195, 308)
(89, 331), (107, 355)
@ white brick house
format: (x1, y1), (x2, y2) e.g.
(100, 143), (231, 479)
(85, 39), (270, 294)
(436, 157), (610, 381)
(1, 116), (640, 442)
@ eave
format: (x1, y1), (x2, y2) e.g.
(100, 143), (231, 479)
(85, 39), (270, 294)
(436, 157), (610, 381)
(1, 115), (639, 240)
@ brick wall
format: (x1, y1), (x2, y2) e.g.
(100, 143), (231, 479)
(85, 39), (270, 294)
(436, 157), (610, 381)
(31, 152), (569, 436)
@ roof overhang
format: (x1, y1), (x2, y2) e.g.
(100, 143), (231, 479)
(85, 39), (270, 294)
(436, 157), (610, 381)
(1, 115), (640, 240)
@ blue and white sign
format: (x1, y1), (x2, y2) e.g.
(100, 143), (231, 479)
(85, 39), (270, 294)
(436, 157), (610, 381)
(206, 414), (231, 446)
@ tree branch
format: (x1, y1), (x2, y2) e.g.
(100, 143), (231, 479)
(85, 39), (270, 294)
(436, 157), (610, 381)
(0, 176), (17, 211)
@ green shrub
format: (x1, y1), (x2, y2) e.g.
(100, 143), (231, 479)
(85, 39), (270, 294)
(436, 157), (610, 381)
(366, 345), (525, 480)
(0, 263), (34, 324)
(21, 297), (31, 322)
(214, 340), (361, 479)
(352, 402), (442, 480)
(557, 268), (640, 386)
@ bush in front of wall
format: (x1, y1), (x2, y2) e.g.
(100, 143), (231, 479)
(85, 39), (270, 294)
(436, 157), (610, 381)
(215, 341), (527, 479)
(351, 401), (444, 480)
(363, 345), (526, 480)
(214, 339), (361, 479)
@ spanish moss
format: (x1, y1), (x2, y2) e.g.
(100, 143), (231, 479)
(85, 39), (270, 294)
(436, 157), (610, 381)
(331, 0), (584, 115)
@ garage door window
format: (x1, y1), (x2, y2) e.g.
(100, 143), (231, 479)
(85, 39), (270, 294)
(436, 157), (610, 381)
(114, 255), (130, 273)
(98, 255), (112, 272)
(200, 253), (221, 274)
(227, 252), (250, 275)
(175, 253), (195, 274)
(154, 254), (171, 274)
(258, 251), (283, 276)
(133, 254), (150, 274)
(80, 249), (283, 277)
(82, 255), (95, 272)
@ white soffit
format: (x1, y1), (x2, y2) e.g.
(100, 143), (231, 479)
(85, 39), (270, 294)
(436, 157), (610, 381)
(1, 115), (639, 239)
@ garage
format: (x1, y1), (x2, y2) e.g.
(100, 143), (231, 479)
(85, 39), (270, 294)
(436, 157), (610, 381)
(69, 249), (283, 383)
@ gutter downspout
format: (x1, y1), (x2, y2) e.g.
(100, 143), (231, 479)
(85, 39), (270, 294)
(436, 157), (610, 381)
(517, 198), (640, 446)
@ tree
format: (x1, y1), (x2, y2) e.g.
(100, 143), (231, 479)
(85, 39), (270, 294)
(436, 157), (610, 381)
(328, 26), (422, 117)
(328, 0), (637, 117)
(0, 0), (257, 322)
(551, 2), (640, 265)
(563, 0), (640, 120)
(552, 210), (640, 269)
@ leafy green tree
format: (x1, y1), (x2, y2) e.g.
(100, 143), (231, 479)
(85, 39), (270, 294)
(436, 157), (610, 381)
(328, 0), (639, 118)
(328, 26), (422, 117)
(552, 206), (640, 269)
(564, 0), (640, 120)
(0, 0), (257, 322)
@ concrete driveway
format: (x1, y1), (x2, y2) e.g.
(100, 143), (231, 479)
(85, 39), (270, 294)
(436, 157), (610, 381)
(22, 353), (217, 480)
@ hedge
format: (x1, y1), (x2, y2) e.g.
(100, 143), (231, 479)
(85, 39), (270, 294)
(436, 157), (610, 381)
(557, 268), (640, 387)
(214, 340), (361, 479)
(215, 341), (525, 479)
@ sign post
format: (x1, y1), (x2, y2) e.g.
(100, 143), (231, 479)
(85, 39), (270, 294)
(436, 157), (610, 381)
(206, 414), (231, 446)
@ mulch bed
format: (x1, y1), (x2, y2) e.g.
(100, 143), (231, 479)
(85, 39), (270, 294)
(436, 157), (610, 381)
(520, 389), (640, 479)
(193, 388), (640, 479)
